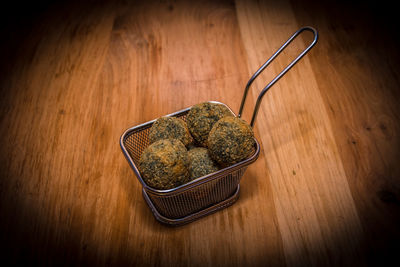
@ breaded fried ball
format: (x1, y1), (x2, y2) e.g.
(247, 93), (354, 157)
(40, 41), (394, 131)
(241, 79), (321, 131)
(186, 102), (233, 147)
(138, 139), (190, 190)
(149, 116), (193, 147)
(188, 147), (219, 180)
(207, 117), (255, 166)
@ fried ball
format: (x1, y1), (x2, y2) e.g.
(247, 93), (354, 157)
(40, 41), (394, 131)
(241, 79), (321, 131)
(188, 147), (219, 180)
(186, 102), (234, 147)
(207, 117), (255, 166)
(149, 116), (193, 147)
(138, 139), (190, 190)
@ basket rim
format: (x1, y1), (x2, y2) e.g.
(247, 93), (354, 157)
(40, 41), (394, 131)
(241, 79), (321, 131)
(120, 101), (260, 196)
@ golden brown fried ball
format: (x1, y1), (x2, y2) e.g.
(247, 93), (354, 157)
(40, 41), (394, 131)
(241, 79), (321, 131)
(207, 117), (255, 166)
(149, 116), (193, 147)
(186, 102), (233, 147)
(138, 139), (190, 190)
(188, 147), (219, 180)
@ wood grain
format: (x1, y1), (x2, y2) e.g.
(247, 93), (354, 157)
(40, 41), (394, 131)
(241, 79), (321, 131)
(0, 0), (399, 266)
(236, 1), (365, 266)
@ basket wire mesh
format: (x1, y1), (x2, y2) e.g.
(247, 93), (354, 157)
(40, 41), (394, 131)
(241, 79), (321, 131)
(121, 104), (258, 223)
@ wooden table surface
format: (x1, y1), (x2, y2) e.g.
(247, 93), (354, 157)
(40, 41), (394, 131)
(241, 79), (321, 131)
(1, 0), (399, 266)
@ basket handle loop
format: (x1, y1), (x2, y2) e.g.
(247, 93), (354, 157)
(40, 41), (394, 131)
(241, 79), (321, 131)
(237, 26), (318, 127)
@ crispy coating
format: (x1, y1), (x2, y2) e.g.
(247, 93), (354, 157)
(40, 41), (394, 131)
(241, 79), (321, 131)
(149, 116), (193, 147)
(188, 147), (219, 180)
(207, 117), (255, 166)
(186, 102), (233, 147)
(138, 139), (190, 190)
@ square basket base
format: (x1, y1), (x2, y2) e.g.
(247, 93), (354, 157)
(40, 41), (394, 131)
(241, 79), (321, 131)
(142, 185), (240, 226)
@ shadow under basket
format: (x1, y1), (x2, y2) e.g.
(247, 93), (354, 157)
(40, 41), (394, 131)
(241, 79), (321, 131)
(119, 26), (318, 226)
(120, 102), (260, 226)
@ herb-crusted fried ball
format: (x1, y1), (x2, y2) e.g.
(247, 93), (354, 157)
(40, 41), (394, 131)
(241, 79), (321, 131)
(149, 116), (193, 147)
(188, 147), (219, 180)
(208, 117), (255, 166)
(138, 139), (190, 190)
(186, 102), (234, 147)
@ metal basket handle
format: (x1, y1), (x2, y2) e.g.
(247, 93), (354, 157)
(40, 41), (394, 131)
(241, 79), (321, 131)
(238, 26), (318, 127)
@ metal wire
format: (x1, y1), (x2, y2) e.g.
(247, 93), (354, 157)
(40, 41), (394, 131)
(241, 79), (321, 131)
(120, 102), (260, 222)
(120, 26), (318, 225)
(238, 26), (318, 127)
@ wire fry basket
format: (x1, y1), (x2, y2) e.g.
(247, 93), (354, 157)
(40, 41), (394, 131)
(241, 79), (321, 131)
(120, 26), (318, 226)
